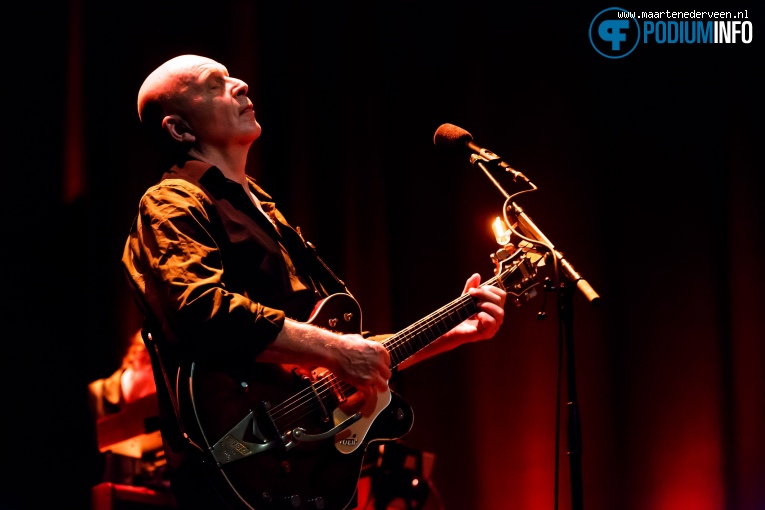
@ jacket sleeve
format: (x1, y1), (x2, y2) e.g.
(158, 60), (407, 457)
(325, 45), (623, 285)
(122, 179), (285, 360)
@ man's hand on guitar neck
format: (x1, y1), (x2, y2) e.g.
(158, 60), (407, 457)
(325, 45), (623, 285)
(458, 272), (508, 342)
(398, 273), (507, 370)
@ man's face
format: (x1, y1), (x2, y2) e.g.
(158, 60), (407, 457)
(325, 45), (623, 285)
(174, 57), (261, 148)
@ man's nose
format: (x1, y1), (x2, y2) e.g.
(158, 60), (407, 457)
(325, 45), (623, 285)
(232, 79), (248, 96)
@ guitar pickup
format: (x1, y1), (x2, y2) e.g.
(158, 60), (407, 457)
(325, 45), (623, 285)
(311, 368), (347, 407)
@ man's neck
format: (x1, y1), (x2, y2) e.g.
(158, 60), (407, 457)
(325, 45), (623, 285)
(188, 144), (251, 187)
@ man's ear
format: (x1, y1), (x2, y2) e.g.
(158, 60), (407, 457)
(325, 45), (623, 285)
(162, 115), (196, 143)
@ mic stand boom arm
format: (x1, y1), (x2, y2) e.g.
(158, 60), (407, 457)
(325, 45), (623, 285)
(469, 154), (600, 305)
(509, 201), (600, 305)
(471, 154), (599, 510)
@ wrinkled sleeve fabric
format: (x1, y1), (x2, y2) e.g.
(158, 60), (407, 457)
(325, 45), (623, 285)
(122, 179), (285, 360)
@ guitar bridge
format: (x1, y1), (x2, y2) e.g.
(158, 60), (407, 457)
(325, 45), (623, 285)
(311, 368), (347, 407)
(308, 380), (330, 423)
(257, 400), (288, 446)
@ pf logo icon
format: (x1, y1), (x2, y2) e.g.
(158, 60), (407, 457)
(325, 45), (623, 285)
(589, 7), (641, 58)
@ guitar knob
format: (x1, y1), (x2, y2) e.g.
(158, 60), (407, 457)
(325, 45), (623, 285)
(328, 318), (338, 327)
(286, 494), (301, 507)
(343, 313), (353, 321)
(310, 496), (326, 509)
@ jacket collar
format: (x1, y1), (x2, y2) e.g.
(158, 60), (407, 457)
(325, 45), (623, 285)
(166, 158), (273, 202)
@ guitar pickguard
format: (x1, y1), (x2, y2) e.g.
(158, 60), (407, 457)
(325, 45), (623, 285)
(333, 388), (392, 454)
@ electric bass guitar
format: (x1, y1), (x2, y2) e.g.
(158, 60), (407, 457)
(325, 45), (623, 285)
(179, 246), (541, 509)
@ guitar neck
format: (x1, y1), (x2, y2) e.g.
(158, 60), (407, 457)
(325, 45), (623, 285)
(383, 274), (501, 369)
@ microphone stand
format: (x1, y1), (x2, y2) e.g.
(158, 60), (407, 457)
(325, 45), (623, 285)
(470, 154), (600, 510)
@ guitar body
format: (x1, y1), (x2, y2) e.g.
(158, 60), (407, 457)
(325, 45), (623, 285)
(177, 247), (540, 509)
(182, 294), (415, 510)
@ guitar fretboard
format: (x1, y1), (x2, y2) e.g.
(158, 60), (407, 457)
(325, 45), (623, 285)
(383, 273), (503, 368)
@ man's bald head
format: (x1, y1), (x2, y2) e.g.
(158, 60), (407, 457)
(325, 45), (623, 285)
(135, 54), (259, 166)
(136, 55), (225, 163)
(137, 54), (222, 123)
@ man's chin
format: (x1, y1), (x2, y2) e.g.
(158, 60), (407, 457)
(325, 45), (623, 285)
(250, 123), (263, 140)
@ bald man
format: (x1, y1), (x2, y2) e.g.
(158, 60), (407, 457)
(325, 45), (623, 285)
(122, 55), (507, 509)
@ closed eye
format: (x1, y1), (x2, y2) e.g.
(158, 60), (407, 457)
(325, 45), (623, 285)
(203, 72), (226, 91)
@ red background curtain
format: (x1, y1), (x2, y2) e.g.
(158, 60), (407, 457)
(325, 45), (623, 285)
(3, 2), (762, 509)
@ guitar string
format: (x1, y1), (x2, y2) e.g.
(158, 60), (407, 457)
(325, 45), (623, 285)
(267, 270), (512, 430)
(383, 293), (477, 357)
(381, 268), (508, 360)
(267, 295), (476, 428)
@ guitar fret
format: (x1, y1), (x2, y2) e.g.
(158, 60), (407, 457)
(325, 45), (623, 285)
(421, 321), (439, 341)
(400, 337), (413, 358)
(383, 254), (536, 369)
(388, 295), (480, 367)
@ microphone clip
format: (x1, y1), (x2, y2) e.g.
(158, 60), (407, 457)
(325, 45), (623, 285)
(469, 152), (530, 184)
(469, 149), (500, 166)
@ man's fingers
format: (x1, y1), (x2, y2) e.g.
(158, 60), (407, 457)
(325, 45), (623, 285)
(469, 285), (507, 307)
(462, 273), (481, 294)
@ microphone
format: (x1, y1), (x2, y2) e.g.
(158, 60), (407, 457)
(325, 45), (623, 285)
(433, 123), (529, 183)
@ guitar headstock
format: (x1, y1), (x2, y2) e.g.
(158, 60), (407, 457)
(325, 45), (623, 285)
(491, 241), (544, 306)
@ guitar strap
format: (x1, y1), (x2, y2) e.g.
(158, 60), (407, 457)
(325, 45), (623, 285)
(122, 255), (203, 456)
(292, 225), (354, 299)
(140, 324), (204, 454)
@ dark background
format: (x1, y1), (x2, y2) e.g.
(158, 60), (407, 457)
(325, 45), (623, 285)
(3, 2), (763, 509)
